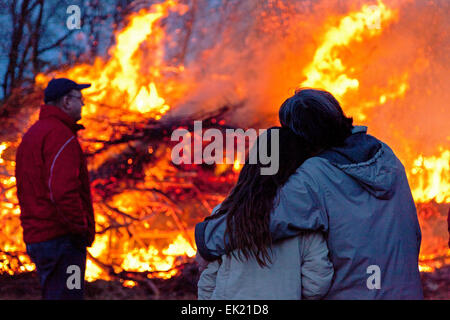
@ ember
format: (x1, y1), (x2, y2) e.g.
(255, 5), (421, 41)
(0, 0), (449, 295)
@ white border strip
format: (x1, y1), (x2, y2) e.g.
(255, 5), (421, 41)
(48, 136), (75, 203)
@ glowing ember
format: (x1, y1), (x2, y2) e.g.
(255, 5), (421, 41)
(0, 143), (7, 164)
(122, 280), (137, 288)
(233, 159), (242, 172)
(121, 235), (195, 279)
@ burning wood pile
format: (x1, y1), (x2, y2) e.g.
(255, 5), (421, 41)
(0, 0), (449, 298)
(0, 84), (246, 291)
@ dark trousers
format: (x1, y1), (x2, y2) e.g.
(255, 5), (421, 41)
(26, 235), (87, 300)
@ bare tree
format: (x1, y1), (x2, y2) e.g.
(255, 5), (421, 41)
(0, 0), (135, 103)
(1, 0), (75, 99)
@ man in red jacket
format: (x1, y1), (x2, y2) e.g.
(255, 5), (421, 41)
(15, 78), (95, 299)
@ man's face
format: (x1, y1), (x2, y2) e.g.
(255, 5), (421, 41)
(62, 90), (85, 122)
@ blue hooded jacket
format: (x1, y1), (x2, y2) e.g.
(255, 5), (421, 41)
(195, 126), (424, 299)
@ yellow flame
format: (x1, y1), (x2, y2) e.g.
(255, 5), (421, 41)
(419, 264), (434, 273)
(410, 149), (450, 203)
(301, 0), (394, 98)
(0, 143), (8, 164)
(35, 0), (188, 119)
(0, 251), (35, 275)
(131, 82), (171, 114)
(85, 259), (105, 282)
(233, 159), (242, 172)
(121, 234), (195, 279)
(419, 252), (450, 273)
(107, 8), (167, 107)
(122, 280), (137, 288)
(162, 234), (196, 257)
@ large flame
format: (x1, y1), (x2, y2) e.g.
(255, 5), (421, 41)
(35, 0), (187, 121)
(301, 0), (395, 99)
(297, 0), (449, 272)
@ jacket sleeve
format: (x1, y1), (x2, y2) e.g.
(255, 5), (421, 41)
(300, 232), (334, 300)
(197, 260), (220, 300)
(271, 166), (329, 236)
(195, 166), (328, 261)
(46, 134), (88, 235)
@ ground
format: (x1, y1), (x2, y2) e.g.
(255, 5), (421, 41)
(0, 264), (448, 300)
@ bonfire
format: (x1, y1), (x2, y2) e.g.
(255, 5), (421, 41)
(0, 0), (448, 298)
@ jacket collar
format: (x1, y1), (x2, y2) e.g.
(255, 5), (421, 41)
(39, 104), (85, 133)
(351, 125), (368, 134)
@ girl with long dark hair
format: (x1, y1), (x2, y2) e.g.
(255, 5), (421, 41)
(197, 127), (333, 300)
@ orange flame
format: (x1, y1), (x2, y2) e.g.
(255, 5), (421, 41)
(301, 0), (395, 97)
(35, 0), (188, 121)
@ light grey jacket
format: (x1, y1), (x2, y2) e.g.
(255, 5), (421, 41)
(198, 232), (334, 300)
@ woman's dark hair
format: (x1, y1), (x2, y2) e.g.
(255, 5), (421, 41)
(279, 88), (353, 150)
(206, 127), (312, 267)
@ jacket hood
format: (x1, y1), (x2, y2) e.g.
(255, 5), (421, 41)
(317, 126), (398, 199)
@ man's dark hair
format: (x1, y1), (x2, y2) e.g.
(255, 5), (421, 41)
(279, 88), (354, 150)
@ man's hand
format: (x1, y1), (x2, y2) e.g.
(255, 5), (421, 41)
(195, 251), (209, 273)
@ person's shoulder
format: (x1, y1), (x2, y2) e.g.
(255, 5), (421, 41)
(38, 119), (76, 151)
(27, 117), (70, 136)
(279, 158), (328, 193)
(294, 156), (335, 179)
(301, 156), (331, 169)
(44, 117), (74, 137)
(19, 118), (62, 144)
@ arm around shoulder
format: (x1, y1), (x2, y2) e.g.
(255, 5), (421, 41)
(197, 260), (221, 300)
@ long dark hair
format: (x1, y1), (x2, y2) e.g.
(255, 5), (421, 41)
(279, 88), (353, 150)
(206, 127), (312, 267)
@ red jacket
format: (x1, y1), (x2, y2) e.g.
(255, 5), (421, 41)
(16, 104), (95, 246)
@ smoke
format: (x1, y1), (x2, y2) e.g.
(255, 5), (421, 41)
(168, 0), (322, 126)
(166, 0), (449, 165)
(359, 0), (450, 160)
